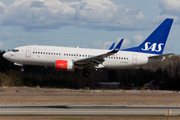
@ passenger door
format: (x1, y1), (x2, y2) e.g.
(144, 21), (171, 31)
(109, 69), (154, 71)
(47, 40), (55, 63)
(26, 47), (31, 57)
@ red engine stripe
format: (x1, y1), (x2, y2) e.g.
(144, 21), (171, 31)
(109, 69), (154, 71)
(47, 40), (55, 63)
(56, 60), (68, 70)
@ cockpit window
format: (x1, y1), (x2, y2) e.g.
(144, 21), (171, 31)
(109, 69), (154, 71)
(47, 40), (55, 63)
(11, 49), (19, 52)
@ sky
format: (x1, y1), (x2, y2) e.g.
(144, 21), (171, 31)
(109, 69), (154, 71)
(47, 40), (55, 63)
(0, 0), (180, 54)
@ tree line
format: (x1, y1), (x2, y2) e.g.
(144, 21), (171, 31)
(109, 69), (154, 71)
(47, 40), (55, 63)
(0, 50), (180, 90)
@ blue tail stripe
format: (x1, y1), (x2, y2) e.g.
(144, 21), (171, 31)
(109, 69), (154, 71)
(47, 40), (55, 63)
(122, 18), (173, 55)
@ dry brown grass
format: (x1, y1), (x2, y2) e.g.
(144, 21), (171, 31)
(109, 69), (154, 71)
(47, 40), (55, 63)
(0, 87), (179, 106)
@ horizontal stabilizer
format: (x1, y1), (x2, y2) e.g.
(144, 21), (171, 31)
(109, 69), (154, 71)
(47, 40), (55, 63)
(148, 53), (174, 59)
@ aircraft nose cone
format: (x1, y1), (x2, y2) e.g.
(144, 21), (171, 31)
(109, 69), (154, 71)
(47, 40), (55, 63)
(3, 53), (9, 59)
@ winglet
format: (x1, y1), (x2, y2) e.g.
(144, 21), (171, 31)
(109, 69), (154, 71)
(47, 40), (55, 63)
(109, 43), (115, 50)
(111, 39), (124, 53)
(148, 53), (174, 59)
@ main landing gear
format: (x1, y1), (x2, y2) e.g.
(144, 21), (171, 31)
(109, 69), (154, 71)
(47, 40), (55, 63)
(83, 69), (89, 77)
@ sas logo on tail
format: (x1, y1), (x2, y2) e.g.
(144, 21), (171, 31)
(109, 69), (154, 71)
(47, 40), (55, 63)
(141, 42), (164, 52)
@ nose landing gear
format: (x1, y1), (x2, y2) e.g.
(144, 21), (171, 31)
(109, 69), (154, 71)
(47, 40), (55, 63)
(21, 67), (24, 72)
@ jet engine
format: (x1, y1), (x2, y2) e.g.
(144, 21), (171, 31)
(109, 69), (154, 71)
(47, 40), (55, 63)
(55, 60), (74, 71)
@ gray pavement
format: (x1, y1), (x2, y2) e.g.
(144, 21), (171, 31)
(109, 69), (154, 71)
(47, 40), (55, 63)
(0, 105), (179, 115)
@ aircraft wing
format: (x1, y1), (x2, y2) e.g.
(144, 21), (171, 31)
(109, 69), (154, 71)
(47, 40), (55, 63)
(74, 39), (124, 68)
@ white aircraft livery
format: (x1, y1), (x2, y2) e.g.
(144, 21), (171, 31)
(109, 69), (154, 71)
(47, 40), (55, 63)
(3, 18), (173, 77)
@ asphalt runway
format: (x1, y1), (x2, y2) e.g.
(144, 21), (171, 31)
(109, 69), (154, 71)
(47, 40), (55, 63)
(0, 105), (179, 115)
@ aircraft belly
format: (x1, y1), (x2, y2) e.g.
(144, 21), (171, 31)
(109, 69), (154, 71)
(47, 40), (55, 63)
(30, 57), (54, 66)
(15, 56), (32, 65)
(104, 60), (131, 69)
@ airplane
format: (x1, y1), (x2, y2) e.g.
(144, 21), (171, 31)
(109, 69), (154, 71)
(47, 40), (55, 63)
(3, 18), (173, 77)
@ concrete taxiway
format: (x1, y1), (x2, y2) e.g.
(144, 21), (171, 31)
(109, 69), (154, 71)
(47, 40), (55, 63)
(0, 105), (179, 115)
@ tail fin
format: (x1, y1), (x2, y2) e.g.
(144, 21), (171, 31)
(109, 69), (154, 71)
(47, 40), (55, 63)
(122, 18), (173, 55)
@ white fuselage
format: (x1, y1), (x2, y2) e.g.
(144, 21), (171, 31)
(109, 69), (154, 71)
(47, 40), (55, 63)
(3, 45), (163, 69)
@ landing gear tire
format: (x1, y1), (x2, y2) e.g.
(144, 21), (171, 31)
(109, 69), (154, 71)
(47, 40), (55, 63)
(21, 67), (24, 72)
(83, 70), (89, 77)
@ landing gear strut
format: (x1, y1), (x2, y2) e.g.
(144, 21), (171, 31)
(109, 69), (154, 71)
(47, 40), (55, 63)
(83, 69), (89, 77)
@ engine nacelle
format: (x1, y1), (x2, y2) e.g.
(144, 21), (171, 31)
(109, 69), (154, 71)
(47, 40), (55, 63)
(55, 60), (74, 71)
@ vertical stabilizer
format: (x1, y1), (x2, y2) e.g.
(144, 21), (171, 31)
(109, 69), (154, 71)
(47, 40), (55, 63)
(122, 18), (173, 55)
